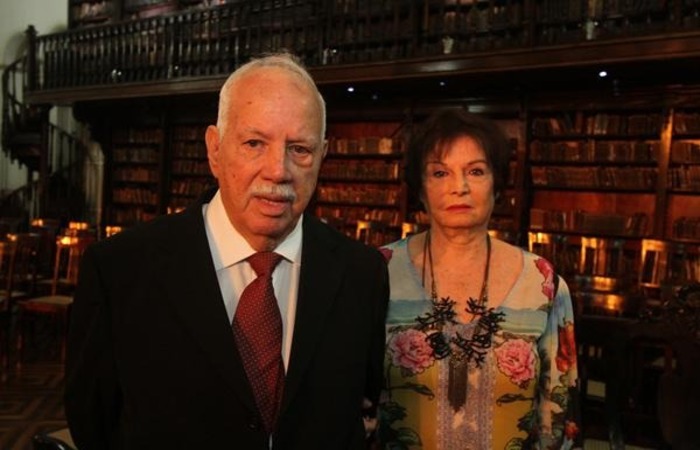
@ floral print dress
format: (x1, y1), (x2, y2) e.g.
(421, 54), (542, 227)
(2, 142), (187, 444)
(378, 237), (581, 450)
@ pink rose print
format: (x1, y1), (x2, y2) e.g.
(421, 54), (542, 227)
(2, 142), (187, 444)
(535, 258), (555, 300)
(388, 329), (434, 375)
(495, 338), (536, 387)
(379, 247), (393, 263)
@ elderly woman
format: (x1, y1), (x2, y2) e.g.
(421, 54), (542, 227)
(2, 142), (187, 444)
(378, 109), (581, 449)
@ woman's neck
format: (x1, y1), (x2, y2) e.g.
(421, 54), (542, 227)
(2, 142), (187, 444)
(428, 225), (489, 263)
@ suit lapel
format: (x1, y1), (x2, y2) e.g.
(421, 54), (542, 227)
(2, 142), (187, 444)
(280, 215), (345, 414)
(153, 192), (256, 411)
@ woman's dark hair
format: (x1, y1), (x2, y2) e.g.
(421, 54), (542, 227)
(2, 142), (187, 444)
(404, 108), (511, 211)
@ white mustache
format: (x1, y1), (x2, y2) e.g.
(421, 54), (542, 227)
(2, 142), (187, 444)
(250, 184), (296, 201)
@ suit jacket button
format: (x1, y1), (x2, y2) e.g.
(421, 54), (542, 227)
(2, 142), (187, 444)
(248, 418), (259, 430)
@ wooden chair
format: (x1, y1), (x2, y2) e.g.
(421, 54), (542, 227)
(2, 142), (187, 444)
(575, 237), (640, 317)
(527, 232), (574, 273)
(401, 222), (427, 239)
(30, 218), (62, 280)
(638, 239), (688, 304)
(355, 220), (387, 247)
(576, 315), (628, 448)
(0, 233), (41, 373)
(16, 234), (94, 363)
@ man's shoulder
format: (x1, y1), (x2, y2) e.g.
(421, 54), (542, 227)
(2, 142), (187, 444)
(94, 210), (196, 255)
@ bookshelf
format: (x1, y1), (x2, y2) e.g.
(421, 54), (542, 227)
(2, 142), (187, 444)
(420, 0), (527, 56)
(314, 121), (407, 244)
(668, 108), (700, 242)
(167, 124), (217, 213)
(69, 0), (121, 29)
(490, 115), (526, 237)
(108, 126), (165, 226)
(322, 1), (418, 64)
(527, 108), (663, 239)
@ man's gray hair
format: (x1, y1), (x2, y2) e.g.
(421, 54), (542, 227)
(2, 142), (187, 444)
(216, 52), (326, 140)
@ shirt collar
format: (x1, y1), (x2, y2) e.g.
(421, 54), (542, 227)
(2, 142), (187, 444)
(204, 190), (303, 270)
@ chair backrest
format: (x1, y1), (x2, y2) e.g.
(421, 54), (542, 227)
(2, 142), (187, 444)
(30, 218), (62, 279)
(50, 235), (95, 296)
(527, 232), (575, 273)
(639, 239), (686, 289)
(355, 220), (387, 247)
(579, 237), (627, 278)
(401, 222), (428, 239)
(1, 233), (41, 311)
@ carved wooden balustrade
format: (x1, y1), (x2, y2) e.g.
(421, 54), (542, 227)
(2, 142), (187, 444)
(22, 0), (700, 102)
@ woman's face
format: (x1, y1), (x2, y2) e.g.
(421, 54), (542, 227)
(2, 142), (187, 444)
(421, 136), (495, 232)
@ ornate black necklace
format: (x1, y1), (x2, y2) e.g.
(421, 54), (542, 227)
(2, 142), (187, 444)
(417, 230), (505, 411)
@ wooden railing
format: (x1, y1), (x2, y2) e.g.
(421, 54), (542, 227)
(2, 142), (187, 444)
(1, 53), (88, 221)
(2, 56), (30, 161)
(24, 0), (700, 99)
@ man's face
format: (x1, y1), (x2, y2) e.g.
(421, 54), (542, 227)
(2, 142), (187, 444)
(206, 68), (325, 250)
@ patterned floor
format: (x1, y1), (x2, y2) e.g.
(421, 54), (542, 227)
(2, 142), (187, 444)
(0, 351), (664, 450)
(0, 359), (67, 450)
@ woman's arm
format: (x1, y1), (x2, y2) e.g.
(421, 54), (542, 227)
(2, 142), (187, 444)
(537, 276), (583, 449)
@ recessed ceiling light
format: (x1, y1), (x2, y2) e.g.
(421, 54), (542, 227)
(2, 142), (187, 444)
(347, 86), (355, 93)
(598, 71), (608, 78)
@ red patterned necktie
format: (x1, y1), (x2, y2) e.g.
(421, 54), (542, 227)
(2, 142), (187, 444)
(232, 252), (285, 434)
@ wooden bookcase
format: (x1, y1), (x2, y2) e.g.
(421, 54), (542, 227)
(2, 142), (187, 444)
(69, 0), (122, 29)
(314, 121), (407, 243)
(167, 123), (216, 213)
(527, 107), (662, 239)
(107, 125), (165, 226)
(667, 107), (700, 242)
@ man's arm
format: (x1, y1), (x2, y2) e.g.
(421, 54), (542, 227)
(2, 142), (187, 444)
(64, 246), (121, 450)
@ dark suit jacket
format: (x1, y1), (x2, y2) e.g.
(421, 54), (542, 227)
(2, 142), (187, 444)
(65, 190), (389, 449)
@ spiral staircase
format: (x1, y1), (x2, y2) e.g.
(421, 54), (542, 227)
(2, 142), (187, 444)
(1, 54), (87, 233)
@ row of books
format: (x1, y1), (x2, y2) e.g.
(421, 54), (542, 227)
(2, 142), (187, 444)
(112, 187), (159, 205)
(113, 128), (164, 144)
(172, 141), (208, 159)
(530, 140), (659, 162)
(530, 166), (657, 189)
(113, 147), (160, 164)
(425, 4), (525, 35)
(173, 126), (207, 141)
(329, 137), (399, 155)
(668, 166), (700, 190)
(671, 141), (700, 163)
(172, 159), (210, 175)
(110, 206), (157, 225)
(113, 167), (159, 183)
(531, 113), (661, 136)
(530, 208), (649, 236)
(316, 184), (401, 205)
(314, 205), (401, 227)
(320, 159), (400, 181)
(673, 217), (700, 240)
(674, 113), (700, 134)
(170, 178), (215, 196)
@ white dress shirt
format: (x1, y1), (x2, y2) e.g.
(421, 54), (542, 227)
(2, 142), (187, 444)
(202, 190), (302, 370)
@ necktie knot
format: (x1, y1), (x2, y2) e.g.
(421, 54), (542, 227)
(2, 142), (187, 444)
(248, 252), (283, 278)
